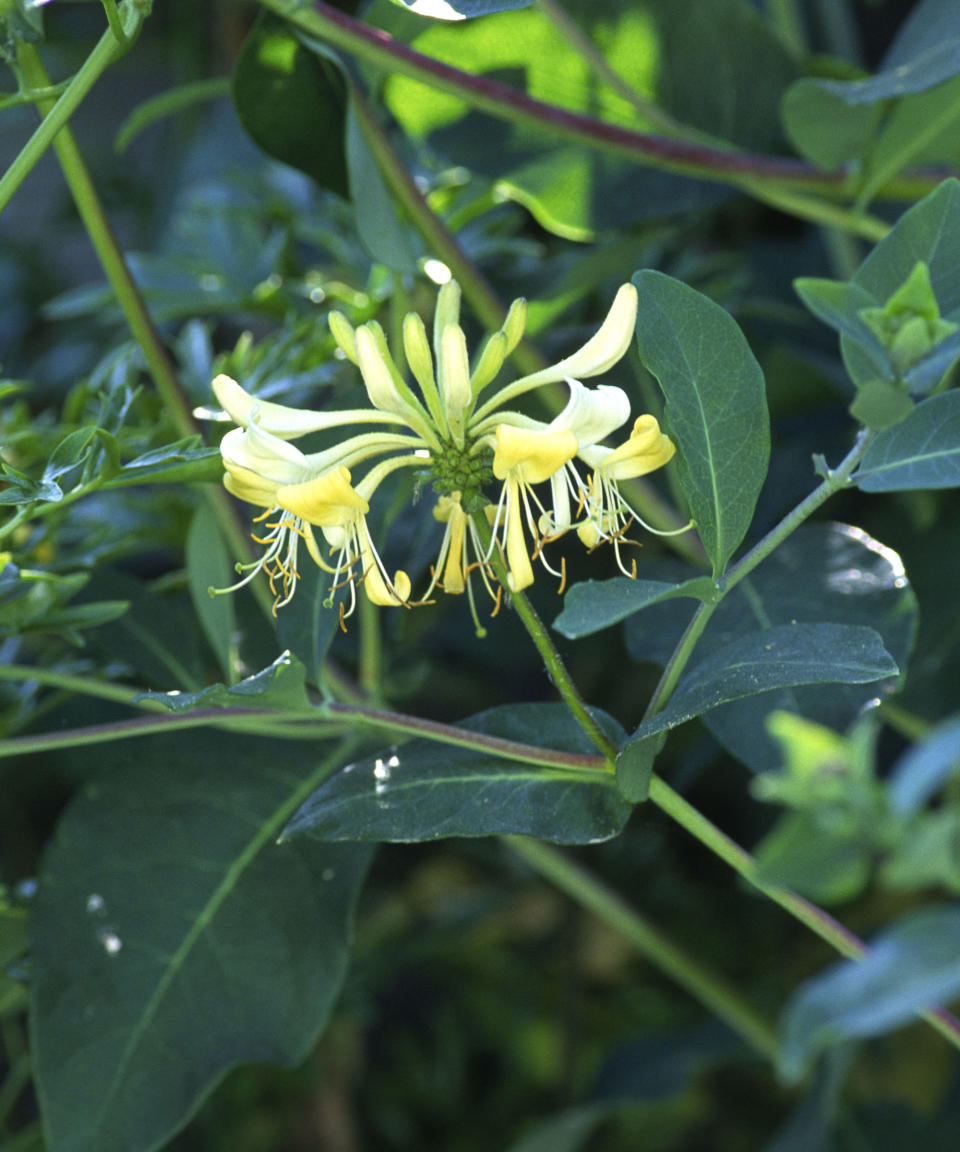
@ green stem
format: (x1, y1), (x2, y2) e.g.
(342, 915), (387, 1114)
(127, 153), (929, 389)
(510, 587), (618, 761)
(0, 662), (162, 708)
(647, 774), (960, 1054)
(259, 0), (948, 206)
(468, 511), (617, 761)
(506, 835), (780, 1061)
(645, 428), (873, 720)
(348, 82), (540, 375)
(723, 429), (872, 595)
(0, 2), (144, 215)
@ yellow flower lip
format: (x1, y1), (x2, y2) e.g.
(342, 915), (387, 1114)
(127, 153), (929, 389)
(492, 425), (578, 484)
(594, 415), (676, 480)
(276, 465), (369, 527)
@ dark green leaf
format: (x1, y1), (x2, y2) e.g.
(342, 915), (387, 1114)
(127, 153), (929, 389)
(553, 576), (716, 639)
(275, 561), (338, 689)
(854, 391), (960, 491)
(632, 270), (770, 576)
(345, 101), (419, 272)
(232, 13), (348, 197)
(32, 732), (372, 1152)
(782, 0), (960, 184)
(283, 704), (629, 845)
(106, 442), (222, 488)
(139, 652), (312, 713)
(627, 623), (897, 742)
(43, 428), (97, 484)
(780, 904), (960, 1082)
(186, 503), (238, 683)
(887, 713), (960, 815)
(626, 523), (917, 771)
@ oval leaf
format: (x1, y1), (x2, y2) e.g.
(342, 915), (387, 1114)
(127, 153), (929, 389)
(553, 575), (716, 639)
(780, 904), (960, 1082)
(32, 733), (373, 1152)
(855, 390), (960, 491)
(283, 704), (629, 845)
(632, 270), (770, 576)
(232, 13), (348, 196)
(625, 523), (916, 772)
(887, 712), (960, 816)
(627, 622), (898, 743)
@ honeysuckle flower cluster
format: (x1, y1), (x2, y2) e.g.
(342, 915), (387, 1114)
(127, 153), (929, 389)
(210, 281), (678, 629)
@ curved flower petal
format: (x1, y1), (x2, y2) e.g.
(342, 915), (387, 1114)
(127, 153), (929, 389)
(550, 379), (631, 447)
(474, 284), (638, 421)
(492, 425), (578, 485)
(584, 415), (676, 479)
(212, 374), (407, 438)
(276, 465), (369, 527)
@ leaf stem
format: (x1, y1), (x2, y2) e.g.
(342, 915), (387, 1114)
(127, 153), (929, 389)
(647, 774), (960, 1055)
(259, 0), (949, 206)
(644, 427), (874, 720)
(0, 2), (144, 215)
(505, 835), (780, 1061)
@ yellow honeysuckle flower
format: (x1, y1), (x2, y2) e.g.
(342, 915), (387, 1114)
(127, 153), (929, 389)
(207, 279), (678, 624)
(277, 465), (412, 616)
(577, 416), (678, 574)
(490, 425), (578, 592)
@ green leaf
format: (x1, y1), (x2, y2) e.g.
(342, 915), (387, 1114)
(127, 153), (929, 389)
(283, 704), (629, 845)
(632, 270), (770, 576)
(627, 623), (897, 743)
(792, 277), (891, 380)
(754, 811), (873, 905)
(881, 808), (960, 892)
(505, 1103), (609, 1152)
(186, 503), (238, 683)
(115, 78), (232, 153)
(383, 0), (795, 237)
(232, 13), (348, 197)
(275, 561), (338, 689)
(345, 101), (419, 272)
(782, 0), (960, 186)
(854, 391), (960, 491)
(139, 652), (312, 714)
(388, 0), (534, 17)
(553, 576), (716, 639)
(842, 180), (960, 391)
(780, 904), (960, 1082)
(626, 523), (917, 772)
(614, 734), (658, 803)
(106, 442), (222, 488)
(887, 713), (960, 815)
(32, 732), (373, 1152)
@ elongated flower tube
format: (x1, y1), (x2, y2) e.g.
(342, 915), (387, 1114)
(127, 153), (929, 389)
(490, 425), (578, 591)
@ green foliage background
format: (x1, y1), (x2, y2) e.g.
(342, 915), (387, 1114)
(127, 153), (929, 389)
(3, 1), (960, 1150)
